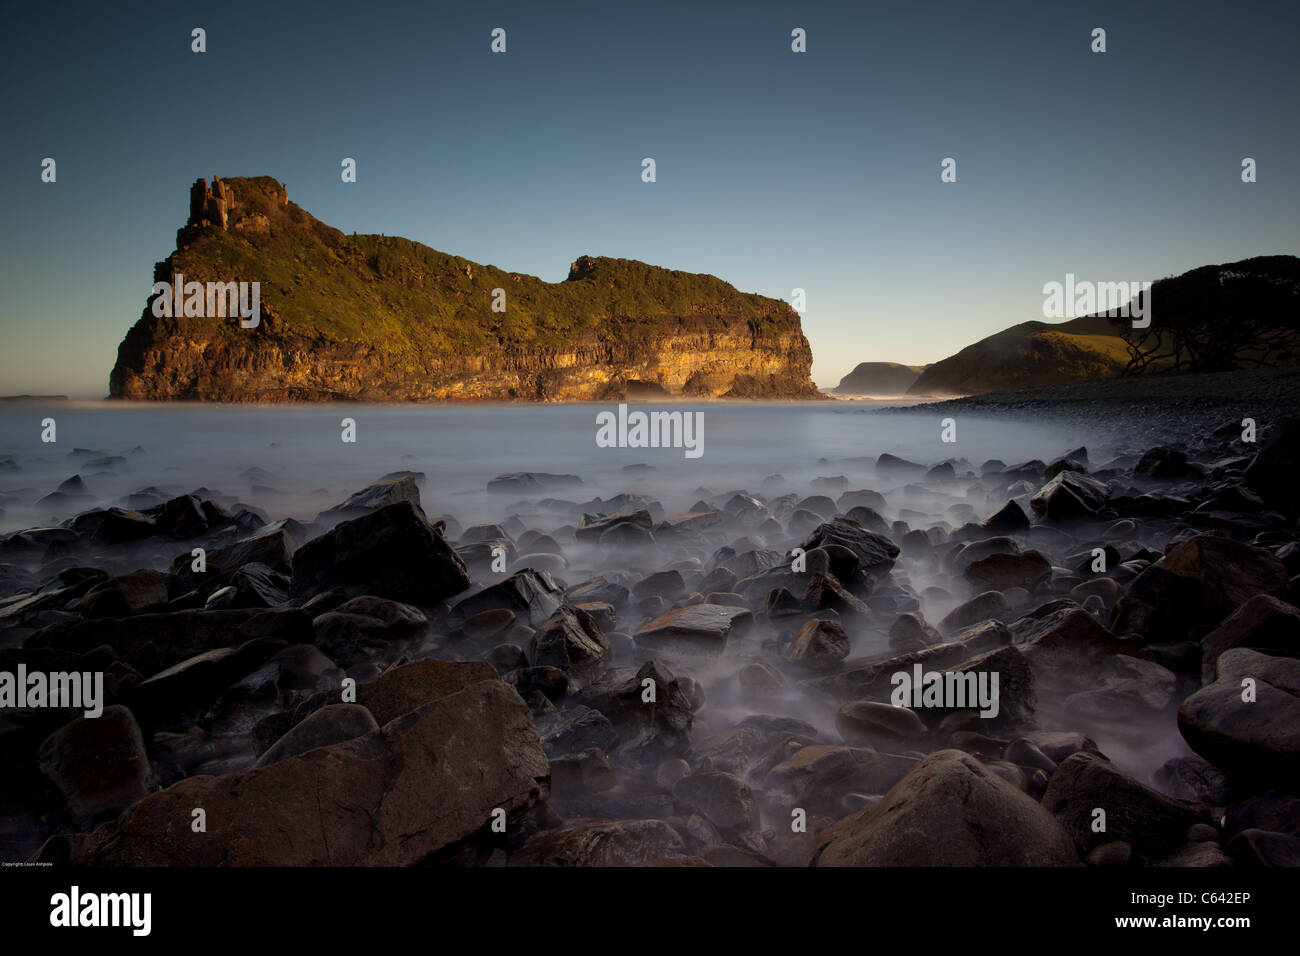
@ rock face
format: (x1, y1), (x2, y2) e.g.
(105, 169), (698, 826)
(810, 750), (1079, 866)
(55, 680), (549, 865)
(109, 177), (821, 402)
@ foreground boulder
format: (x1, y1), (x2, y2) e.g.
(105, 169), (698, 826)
(36, 705), (153, 820)
(810, 750), (1079, 866)
(1178, 648), (1300, 792)
(1041, 752), (1214, 857)
(290, 501), (470, 606)
(47, 680), (548, 865)
(530, 605), (612, 678)
(450, 569), (564, 629)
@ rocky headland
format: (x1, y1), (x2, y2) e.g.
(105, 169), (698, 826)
(107, 177), (821, 403)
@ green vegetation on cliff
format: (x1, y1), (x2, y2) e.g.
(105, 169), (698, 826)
(111, 176), (819, 401)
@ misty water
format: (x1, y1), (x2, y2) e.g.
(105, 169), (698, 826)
(1, 401), (1098, 529)
(0, 400), (1192, 794)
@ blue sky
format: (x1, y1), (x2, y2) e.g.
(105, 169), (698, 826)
(1, 0), (1297, 396)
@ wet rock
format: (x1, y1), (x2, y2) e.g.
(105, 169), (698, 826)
(632, 569), (686, 602)
(354, 659), (500, 726)
(488, 472), (582, 494)
(311, 596), (427, 668)
(254, 703), (378, 767)
(51, 680), (548, 865)
(1154, 755), (1233, 805)
(889, 611), (942, 650)
(37, 705), (152, 819)
(1226, 828), (1300, 867)
(173, 525), (298, 591)
(78, 570), (168, 619)
(835, 701), (928, 748)
(1224, 791), (1300, 838)
(1110, 564), (1209, 642)
(800, 518), (899, 580)
(1178, 647), (1300, 791)
(1158, 533), (1288, 620)
(813, 621), (1009, 704)
(85, 508), (157, 545)
(1004, 737), (1057, 775)
(980, 499), (1031, 534)
(464, 608), (517, 643)
(635, 604), (753, 658)
(1199, 594), (1300, 684)
(129, 638), (286, 731)
(574, 508), (651, 544)
(573, 601), (617, 632)
(575, 660), (693, 763)
(529, 605), (611, 678)
(210, 562), (290, 609)
(487, 643), (528, 674)
(785, 617), (850, 669)
(811, 749), (1079, 866)
(762, 744), (916, 818)
(797, 495), (837, 519)
(1136, 447), (1197, 479)
(566, 576), (631, 613)
(29, 608), (310, 672)
(1042, 752), (1214, 857)
(691, 721), (818, 779)
(510, 819), (686, 866)
(550, 747), (618, 795)
(875, 453), (924, 475)
(1022, 730), (1102, 764)
(505, 666), (571, 703)
(1243, 417), (1300, 515)
(965, 550), (1051, 592)
(1084, 841), (1132, 867)
(1012, 601), (1150, 693)
(451, 569), (565, 629)
(1030, 471), (1110, 520)
(1064, 654), (1177, 718)
(290, 501), (470, 606)
(938, 590), (1011, 634)
(673, 772), (761, 841)
(321, 475), (422, 519)
(541, 706), (620, 759)
(936, 643), (1037, 732)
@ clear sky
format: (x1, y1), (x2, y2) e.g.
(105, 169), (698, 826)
(1, 0), (1297, 397)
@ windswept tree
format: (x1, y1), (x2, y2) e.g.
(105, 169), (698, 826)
(1107, 256), (1300, 375)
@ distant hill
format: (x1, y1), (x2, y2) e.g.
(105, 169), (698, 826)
(908, 315), (1129, 396)
(908, 256), (1300, 396)
(833, 362), (926, 395)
